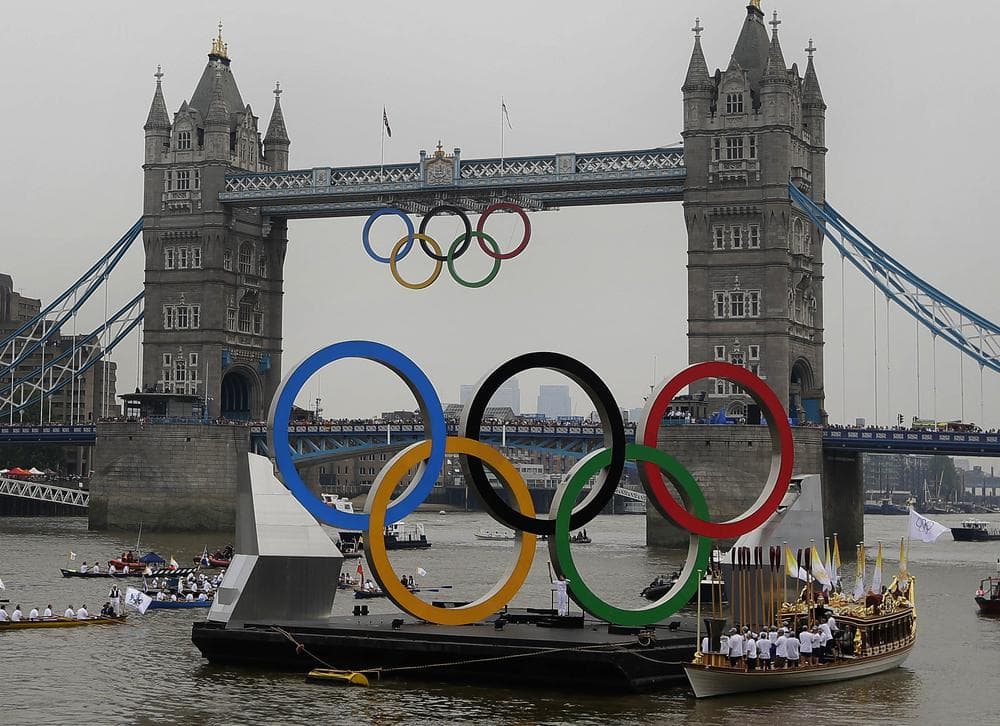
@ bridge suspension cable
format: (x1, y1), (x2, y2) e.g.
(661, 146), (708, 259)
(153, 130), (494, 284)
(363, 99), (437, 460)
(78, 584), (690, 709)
(791, 185), (1000, 382)
(0, 219), (143, 380)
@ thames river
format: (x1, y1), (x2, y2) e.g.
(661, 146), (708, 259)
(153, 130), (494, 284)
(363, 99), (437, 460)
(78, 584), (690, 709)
(0, 512), (997, 725)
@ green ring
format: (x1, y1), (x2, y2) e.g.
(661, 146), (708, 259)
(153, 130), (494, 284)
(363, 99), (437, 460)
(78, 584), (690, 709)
(549, 443), (712, 626)
(447, 231), (502, 288)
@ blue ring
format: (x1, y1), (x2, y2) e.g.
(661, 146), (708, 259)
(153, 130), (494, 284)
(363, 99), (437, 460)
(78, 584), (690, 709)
(268, 340), (446, 529)
(362, 208), (415, 264)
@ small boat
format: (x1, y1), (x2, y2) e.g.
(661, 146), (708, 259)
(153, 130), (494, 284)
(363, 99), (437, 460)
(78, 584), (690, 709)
(640, 572), (726, 604)
(951, 520), (1000, 541)
(474, 529), (515, 541)
(384, 521), (431, 550)
(336, 531), (364, 559)
(684, 574), (916, 698)
(322, 494), (355, 515)
(306, 668), (369, 686)
(0, 615), (128, 631)
(569, 531), (592, 544)
(354, 587), (386, 599)
(60, 568), (132, 579)
(193, 545), (234, 568)
(147, 598), (212, 610)
(863, 498), (909, 515)
(976, 575), (1000, 615)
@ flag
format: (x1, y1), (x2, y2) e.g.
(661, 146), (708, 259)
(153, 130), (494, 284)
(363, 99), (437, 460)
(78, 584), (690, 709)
(124, 587), (152, 615)
(356, 562), (364, 577)
(0, 577), (5, 591)
(824, 540), (832, 585)
(69, 551), (77, 561)
(199, 548), (210, 568)
(832, 535), (842, 586)
(871, 542), (884, 594)
(382, 107), (392, 138)
(169, 556), (178, 570)
(501, 98), (512, 130)
(908, 507), (949, 543)
(811, 544), (832, 589)
(853, 544), (866, 600)
(784, 545), (808, 581)
(416, 567), (427, 577)
(898, 537), (908, 578)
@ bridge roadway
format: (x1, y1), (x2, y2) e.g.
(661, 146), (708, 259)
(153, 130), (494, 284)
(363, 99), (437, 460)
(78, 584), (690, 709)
(5, 422), (1000, 458)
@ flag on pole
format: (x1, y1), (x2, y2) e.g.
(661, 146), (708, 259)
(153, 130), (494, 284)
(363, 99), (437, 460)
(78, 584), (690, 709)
(416, 567), (428, 577)
(69, 551), (77, 561)
(784, 545), (809, 581)
(898, 537), (908, 578)
(853, 544), (866, 600)
(0, 577), (5, 591)
(501, 98), (512, 130)
(832, 535), (842, 586)
(169, 556), (178, 570)
(824, 540), (832, 584)
(124, 587), (152, 615)
(356, 562), (364, 577)
(382, 107), (392, 138)
(871, 542), (884, 594)
(811, 544), (833, 589)
(908, 507), (949, 543)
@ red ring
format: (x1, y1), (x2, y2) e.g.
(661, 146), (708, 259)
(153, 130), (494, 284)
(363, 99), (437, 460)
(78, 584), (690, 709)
(475, 203), (531, 260)
(638, 362), (794, 539)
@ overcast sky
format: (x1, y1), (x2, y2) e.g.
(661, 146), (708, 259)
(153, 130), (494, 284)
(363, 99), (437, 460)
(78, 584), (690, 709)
(2, 1), (999, 426)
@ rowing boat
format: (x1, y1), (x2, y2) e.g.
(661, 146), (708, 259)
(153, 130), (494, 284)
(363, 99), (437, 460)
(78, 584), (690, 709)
(147, 599), (212, 610)
(0, 615), (128, 631)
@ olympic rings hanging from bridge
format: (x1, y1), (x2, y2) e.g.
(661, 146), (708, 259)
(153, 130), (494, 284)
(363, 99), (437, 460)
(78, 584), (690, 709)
(361, 203), (532, 288)
(268, 343), (793, 626)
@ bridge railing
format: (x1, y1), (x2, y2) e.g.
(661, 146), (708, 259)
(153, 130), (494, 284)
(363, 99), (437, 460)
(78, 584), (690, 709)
(0, 476), (89, 508)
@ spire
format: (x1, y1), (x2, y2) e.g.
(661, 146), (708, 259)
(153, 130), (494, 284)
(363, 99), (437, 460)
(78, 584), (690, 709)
(205, 70), (229, 126)
(682, 19), (713, 92)
(802, 40), (825, 106)
(144, 66), (171, 131)
(209, 21), (229, 62)
(264, 82), (290, 144)
(731, 1), (770, 91)
(763, 10), (787, 82)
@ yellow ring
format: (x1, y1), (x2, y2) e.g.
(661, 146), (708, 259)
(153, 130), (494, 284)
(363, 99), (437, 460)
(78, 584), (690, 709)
(388, 233), (443, 290)
(364, 436), (536, 626)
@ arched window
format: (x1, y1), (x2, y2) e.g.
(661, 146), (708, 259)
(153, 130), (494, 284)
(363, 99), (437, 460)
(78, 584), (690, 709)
(791, 219), (803, 254)
(238, 243), (253, 274)
(257, 255), (268, 278)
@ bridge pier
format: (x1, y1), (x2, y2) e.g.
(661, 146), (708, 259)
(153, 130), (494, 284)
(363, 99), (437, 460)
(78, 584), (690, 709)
(646, 425), (860, 549)
(90, 421), (249, 532)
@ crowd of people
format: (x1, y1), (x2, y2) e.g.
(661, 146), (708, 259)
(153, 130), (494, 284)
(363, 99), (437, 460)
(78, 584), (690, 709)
(147, 571), (224, 602)
(702, 612), (843, 671)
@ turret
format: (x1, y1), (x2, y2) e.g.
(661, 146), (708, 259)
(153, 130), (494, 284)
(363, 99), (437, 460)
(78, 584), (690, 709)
(143, 66), (171, 164)
(759, 11), (791, 126)
(802, 40), (826, 146)
(204, 70), (230, 161)
(264, 82), (290, 171)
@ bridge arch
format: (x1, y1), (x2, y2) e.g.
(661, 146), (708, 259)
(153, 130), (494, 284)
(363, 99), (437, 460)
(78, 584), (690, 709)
(221, 364), (260, 420)
(789, 357), (819, 423)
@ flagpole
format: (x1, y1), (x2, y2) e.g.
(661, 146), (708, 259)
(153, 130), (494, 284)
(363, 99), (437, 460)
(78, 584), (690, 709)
(380, 106), (385, 183)
(500, 96), (505, 175)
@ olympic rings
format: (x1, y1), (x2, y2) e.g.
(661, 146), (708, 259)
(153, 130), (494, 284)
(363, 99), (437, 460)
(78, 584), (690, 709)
(364, 437), (537, 626)
(362, 208), (415, 264)
(636, 361), (794, 539)
(549, 444), (713, 626)
(459, 352), (626, 536)
(270, 342), (793, 627)
(418, 205), (473, 261)
(360, 204), (532, 288)
(447, 232), (502, 289)
(267, 340), (446, 530)
(389, 233), (443, 290)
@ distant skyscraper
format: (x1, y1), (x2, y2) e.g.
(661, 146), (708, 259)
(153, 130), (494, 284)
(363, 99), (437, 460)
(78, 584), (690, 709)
(537, 384), (572, 419)
(460, 377), (520, 414)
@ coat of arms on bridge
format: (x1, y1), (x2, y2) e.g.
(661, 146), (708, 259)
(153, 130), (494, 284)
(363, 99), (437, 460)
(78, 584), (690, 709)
(424, 142), (455, 185)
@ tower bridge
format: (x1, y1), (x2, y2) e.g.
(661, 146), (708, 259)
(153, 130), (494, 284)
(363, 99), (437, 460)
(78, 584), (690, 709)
(4, 4), (1000, 536)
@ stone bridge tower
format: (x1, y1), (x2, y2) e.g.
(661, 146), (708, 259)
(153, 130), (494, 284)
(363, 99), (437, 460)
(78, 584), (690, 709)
(140, 26), (289, 420)
(682, 2), (827, 423)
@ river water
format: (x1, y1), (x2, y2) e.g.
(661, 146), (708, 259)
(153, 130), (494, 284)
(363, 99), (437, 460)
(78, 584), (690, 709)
(0, 512), (997, 725)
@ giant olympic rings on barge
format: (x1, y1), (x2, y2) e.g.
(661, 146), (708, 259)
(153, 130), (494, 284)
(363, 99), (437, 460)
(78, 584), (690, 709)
(269, 343), (794, 626)
(361, 203), (531, 289)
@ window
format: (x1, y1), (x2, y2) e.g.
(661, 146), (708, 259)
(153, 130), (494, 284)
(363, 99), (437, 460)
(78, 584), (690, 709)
(238, 305), (252, 334)
(178, 246), (189, 269)
(749, 345), (760, 360)
(732, 226), (744, 249)
(162, 353), (172, 367)
(726, 137), (744, 160)
(163, 306), (176, 329)
(190, 305), (200, 329)
(224, 249), (233, 272)
(193, 170), (201, 190)
(748, 291), (761, 318)
(164, 247), (175, 269)
(748, 224), (761, 249)
(257, 255), (268, 278)
(239, 244), (253, 274)
(714, 379), (728, 396)
(189, 352), (199, 367)
(176, 306), (189, 329)
(163, 305), (200, 330)
(252, 312), (264, 335)
(714, 345), (726, 361)
(730, 291), (745, 318)
(714, 292), (727, 319)
(178, 130), (192, 150)
(726, 92), (744, 114)
(176, 170), (190, 191)
(730, 352), (745, 367)
(749, 135), (757, 160)
(713, 226), (726, 250)
(191, 247), (202, 269)
(226, 308), (236, 331)
(712, 138), (722, 162)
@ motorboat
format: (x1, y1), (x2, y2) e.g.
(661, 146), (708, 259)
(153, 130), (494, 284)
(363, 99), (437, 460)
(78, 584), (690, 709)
(951, 520), (1000, 541)
(384, 521), (431, 550)
(474, 529), (515, 541)
(975, 575), (1000, 615)
(863, 498), (909, 516)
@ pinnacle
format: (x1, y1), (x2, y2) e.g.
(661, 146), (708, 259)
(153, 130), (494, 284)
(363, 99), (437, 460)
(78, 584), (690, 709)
(144, 69), (171, 131)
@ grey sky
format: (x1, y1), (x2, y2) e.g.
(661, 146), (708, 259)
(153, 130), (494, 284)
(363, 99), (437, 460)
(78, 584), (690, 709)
(2, 1), (999, 425)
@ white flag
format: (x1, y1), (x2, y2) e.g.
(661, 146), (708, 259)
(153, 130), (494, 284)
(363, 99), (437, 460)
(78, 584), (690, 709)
(69, 551), (76, 561)
(811, 545), (832, 590)
(416, 567), (427, 577)
(0, 577), (5, 591)
(908, 507), (949, 543)
(124, 587), (152, 615)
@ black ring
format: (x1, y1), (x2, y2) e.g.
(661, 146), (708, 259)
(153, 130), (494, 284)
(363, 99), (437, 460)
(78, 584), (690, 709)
(459, 352), (626, 536)
(418, 205), (472, 261)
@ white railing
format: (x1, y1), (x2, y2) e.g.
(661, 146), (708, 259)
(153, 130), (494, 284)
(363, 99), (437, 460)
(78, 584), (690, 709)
(0, 476), (88, 507)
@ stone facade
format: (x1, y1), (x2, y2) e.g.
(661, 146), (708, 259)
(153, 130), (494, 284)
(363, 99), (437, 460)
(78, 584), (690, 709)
(682, 5), (827, 423)
(90, 422), (250, 531)
(140, 28), (290, 420)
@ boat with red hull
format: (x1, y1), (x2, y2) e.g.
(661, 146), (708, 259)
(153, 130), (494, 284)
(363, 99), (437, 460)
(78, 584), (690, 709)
(976, 576), (1000, 615)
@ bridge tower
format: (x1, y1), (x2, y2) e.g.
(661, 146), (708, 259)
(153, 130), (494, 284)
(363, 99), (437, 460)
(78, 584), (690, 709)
(682, 3), (827, 423)
(140, 26), (289, 420)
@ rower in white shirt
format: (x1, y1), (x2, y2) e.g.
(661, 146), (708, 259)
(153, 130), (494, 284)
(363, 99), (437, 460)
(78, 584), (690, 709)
(80, 561), (88, 574)
(0, 605), (8, 622)
(64, 606), (75, 618)
(745, 634), (758, 671)
(28, 607), (39, 621)
(774, 628), (788, 668)
(76, 604), (89, 619)
(90, 563), (100, 574)
(108, 563), (117, 575)
(758, 630), (772, 669)
(11, 605), (22, 622)
(43, 605), (53, 618)
(784, 630), (801, 667)
(799, 626), (814, 665)
(727, 628), (745, 668)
